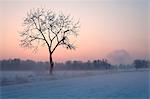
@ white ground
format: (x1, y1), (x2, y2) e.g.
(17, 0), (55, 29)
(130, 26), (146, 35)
(0, 70), (149, 99)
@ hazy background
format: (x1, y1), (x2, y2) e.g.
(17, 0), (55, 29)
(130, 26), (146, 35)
(0, 0), (149, 64)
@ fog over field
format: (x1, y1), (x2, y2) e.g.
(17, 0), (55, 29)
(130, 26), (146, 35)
(1, 70), (149, 99)
(0, 0), (149, 98)
(0, 58), (150, 99)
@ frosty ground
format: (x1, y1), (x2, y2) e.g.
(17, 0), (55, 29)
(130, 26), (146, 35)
(0, 70), (149, 99)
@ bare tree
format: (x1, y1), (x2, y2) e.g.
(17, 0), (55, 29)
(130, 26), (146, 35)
(20, 8), (80, 74)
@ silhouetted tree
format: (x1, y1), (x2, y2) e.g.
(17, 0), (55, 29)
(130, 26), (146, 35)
(20, 8), (80, 74)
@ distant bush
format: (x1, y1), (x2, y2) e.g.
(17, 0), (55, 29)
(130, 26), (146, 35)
(0, 58), (149, 71)
(133, 59), (150, 69)
(0, 58), (113, 71)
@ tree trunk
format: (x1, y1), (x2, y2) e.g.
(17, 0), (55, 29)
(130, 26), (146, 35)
(49, 54), (54, 74)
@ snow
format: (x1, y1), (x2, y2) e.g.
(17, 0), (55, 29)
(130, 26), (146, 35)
(0, 70), (119, 86)
(0, 70), (149, 99)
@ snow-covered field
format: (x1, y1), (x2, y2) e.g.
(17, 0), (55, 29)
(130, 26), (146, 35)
(0, 70), (123, 86)
(0, 70), (149, 99)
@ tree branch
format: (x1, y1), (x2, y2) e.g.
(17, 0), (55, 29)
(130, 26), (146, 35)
(51, 37), (65, 54)
(29, 36), (45, 41)
(32, 16), (51, 50)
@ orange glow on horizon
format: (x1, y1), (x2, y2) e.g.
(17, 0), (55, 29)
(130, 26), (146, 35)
(0, 0), (149, 63)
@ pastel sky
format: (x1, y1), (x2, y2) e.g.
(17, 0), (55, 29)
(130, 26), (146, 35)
(0, 0), (149, 63)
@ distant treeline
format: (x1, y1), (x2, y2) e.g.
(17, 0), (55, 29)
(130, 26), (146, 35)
(0, 58), (150, 71)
